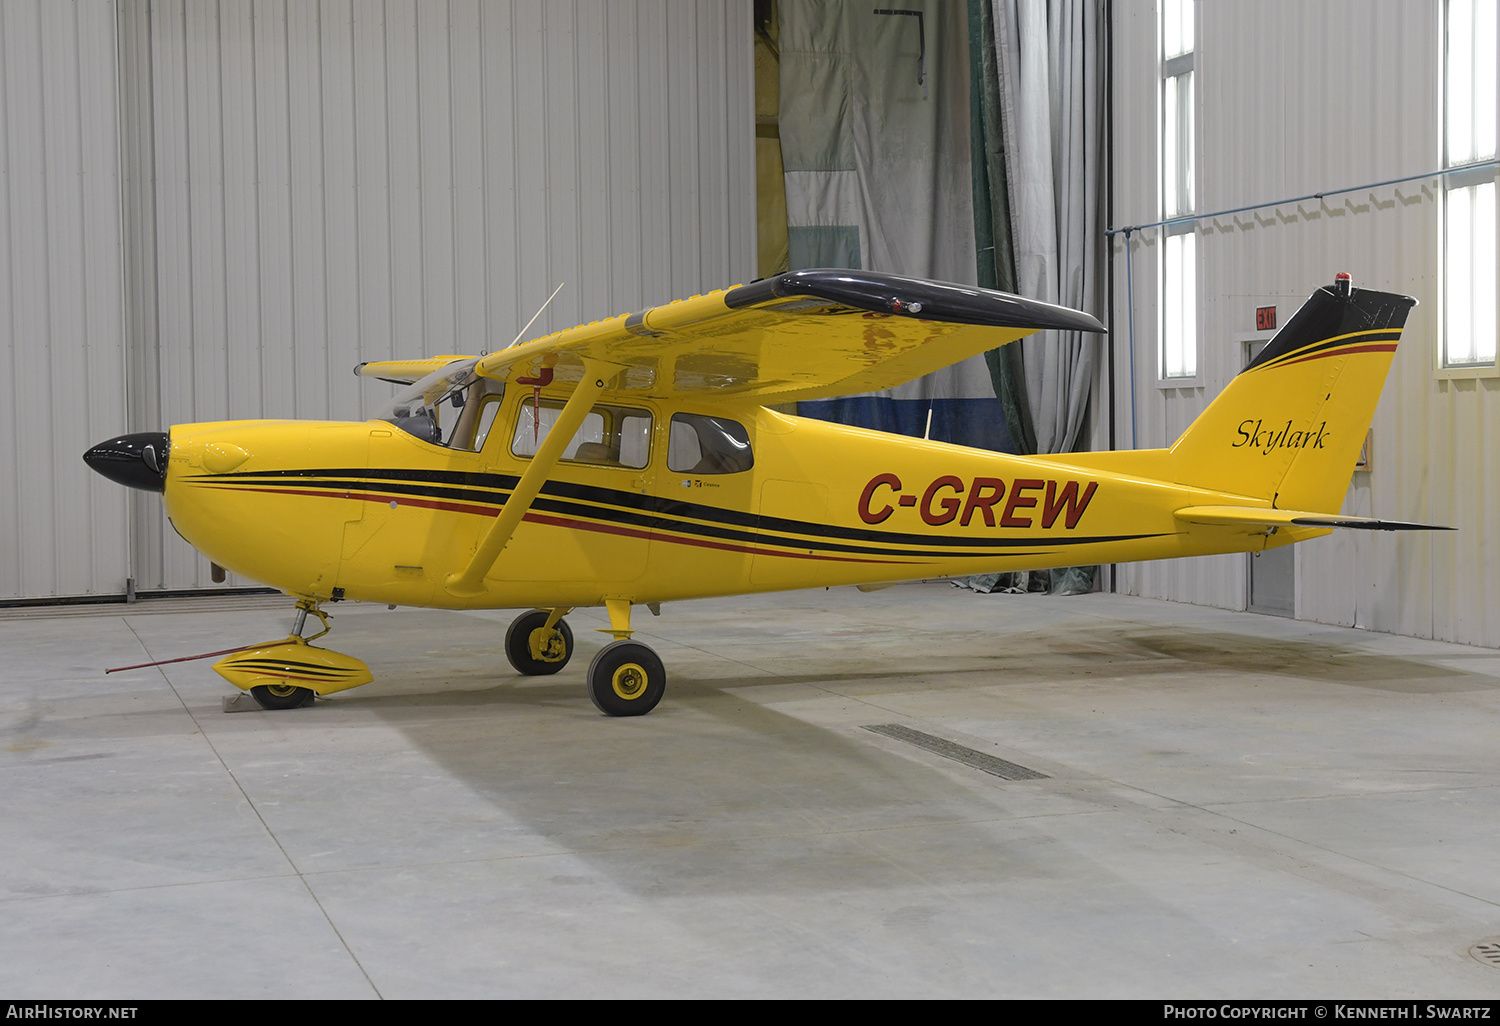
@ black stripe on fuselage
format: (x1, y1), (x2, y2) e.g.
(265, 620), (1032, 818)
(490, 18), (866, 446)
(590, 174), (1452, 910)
(189, 467), (1164, 557)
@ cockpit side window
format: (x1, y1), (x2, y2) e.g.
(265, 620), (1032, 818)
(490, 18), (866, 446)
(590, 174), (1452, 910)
(377, 358), (501, 449)
(447, 379), (505, 452)
(667, 413), (753, 474)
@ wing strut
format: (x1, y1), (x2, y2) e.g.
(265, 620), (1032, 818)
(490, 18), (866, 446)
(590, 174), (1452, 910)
(445, 358), (625, 596)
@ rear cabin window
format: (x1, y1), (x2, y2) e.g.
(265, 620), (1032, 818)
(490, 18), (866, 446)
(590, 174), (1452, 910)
(512, 399), (652, 469)
(667, 414), (753, 474)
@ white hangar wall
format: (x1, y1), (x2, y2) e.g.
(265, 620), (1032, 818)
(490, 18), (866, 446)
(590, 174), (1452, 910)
(0, 0), (131, 604)
(1, 0), (755, 602)
(1105, 0), (1499, 648)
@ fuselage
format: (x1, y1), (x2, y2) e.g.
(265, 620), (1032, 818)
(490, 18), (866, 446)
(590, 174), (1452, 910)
(158, 384), (1305, 610)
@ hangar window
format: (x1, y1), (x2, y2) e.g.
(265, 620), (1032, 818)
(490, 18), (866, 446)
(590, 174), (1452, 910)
(1159, 0), (1197, 381)
(511, 399), (653, 469)
(1442, 0), (1498, 369)
(667, 414), (754, 474)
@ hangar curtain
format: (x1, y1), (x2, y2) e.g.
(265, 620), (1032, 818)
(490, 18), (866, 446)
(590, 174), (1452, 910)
(777, 0), (1013, 451)
(777, 0), (1104, 459)
(776, 0), (1105, 590)
(986, 0), (1105, 458)
(975, 0), (1106, 593)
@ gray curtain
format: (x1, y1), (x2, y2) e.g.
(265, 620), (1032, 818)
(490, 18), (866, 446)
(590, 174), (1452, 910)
(967, 0), (1105, 595)
(989, 0), (1105, 456)
(780, 1), (1024, 452)
(968, 0), (1034, 454)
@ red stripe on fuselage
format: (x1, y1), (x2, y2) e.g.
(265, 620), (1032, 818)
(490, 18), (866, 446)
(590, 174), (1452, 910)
(205, 484), (500, 519)
(198, 484), (926, 565)
(519, 511), (925, 565)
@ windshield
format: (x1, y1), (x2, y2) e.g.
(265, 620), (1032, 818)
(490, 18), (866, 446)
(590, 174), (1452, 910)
(376, 358), (493, 447)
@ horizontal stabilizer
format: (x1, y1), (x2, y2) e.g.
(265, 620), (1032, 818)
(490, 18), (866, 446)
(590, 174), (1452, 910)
(1175, 505), (1452, 532)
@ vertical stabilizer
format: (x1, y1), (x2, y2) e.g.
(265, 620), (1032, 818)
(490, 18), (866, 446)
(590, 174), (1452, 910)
(1164, 276), (1416, 510)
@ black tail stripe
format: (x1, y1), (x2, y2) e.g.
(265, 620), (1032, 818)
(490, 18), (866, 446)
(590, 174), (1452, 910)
(1257, 330), (1401, 367)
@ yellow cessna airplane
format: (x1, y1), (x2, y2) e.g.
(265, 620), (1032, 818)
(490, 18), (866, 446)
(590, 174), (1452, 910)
(85, 269), (1434, 716)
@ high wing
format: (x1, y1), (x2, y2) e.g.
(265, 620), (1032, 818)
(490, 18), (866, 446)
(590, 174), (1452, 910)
(453, 269), (1105, 404)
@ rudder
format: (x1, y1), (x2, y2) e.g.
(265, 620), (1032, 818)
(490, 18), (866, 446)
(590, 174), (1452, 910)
(1164, 276), (1416, 511)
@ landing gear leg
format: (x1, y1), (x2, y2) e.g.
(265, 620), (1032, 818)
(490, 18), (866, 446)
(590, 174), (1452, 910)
(245, 600), (329, 710)
(586, 601), (666, 716)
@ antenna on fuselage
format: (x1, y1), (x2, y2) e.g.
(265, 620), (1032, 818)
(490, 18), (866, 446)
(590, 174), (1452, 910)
(504, 282), (566, 351)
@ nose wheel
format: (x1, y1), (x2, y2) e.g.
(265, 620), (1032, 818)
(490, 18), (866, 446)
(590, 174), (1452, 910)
(217, 599), (372, 710)
(587, 640), (666, 717)
(250, 682), (315, 710)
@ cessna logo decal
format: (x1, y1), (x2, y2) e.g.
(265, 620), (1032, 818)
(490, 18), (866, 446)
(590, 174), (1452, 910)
(858, 474), (1098, 529)
(1233, 419), (1328, 454)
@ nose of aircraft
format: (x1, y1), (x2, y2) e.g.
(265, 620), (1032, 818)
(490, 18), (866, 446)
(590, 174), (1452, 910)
(83, 431), (170, 493)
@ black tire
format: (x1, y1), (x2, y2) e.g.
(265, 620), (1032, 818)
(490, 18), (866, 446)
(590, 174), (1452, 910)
(587, 640), (666, 717)
(250, 683), (315, 710)
(504, 610), (574, 675)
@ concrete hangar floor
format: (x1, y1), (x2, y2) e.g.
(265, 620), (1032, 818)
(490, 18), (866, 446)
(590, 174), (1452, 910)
(2, 583), (1499, 999)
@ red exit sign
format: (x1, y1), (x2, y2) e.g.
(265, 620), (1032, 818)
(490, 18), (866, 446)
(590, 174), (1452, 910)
(1256, 305), (1277, 331)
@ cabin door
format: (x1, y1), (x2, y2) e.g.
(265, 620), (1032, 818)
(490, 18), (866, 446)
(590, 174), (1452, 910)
(486, 390), (654, 584)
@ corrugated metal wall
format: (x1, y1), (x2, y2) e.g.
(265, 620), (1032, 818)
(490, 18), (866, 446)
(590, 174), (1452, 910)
(1106, 0), (1500, 648)
(11, 0), (1495, 647)
(0, 0), (131, 602)
(2, 0), (755, 601)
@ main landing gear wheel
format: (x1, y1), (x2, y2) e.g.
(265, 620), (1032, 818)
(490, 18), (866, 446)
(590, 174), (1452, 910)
(587, 640), (666, 717)
(505, 610), (575, 675)
(250, 683), (315, 710)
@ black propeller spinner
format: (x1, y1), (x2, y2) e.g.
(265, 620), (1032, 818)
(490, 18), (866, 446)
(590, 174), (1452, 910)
(83, 432), (170, 493)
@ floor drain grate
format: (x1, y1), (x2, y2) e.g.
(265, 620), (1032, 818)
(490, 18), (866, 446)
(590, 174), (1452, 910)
(1471, 939), (1500, 969)
(863, 724), (1048, 781)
